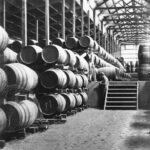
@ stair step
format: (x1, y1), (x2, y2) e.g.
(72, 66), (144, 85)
(105, 106), (137, 110)
(106, 101), (137, 103)
(108, 89), (137, 93)
(106, 101), (137, 106)
(107, 97), (137, 99)
(108, 93), (136, 95)
(108, 94), (136, 98)
(109, 89), (136, 91)
(109, 86), (137, 89)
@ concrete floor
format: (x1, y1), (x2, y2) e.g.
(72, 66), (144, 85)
(3, 108), (150, 150)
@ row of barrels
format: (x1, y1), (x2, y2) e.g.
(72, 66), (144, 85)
(52, 36), (125, 70)
(0, 100), (38, 133)
(0, 62), (89, 93)
(95, 67), (131, 81)
(37, 92), (88, 116)
(8, 35), (124, 71)
(0, 63), (38, 96)
(40, 68), (89, 90)
(19, 44), (88, 72)
(4, 63), (38, 92)
(93, 53), (114, 68)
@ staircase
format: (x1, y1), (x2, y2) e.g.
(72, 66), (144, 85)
(104, 81), (138, 110)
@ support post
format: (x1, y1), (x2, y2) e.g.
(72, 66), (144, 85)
(73, 0), (76, 37)
(81, 0), (84, 36)
(3, 0), (6, 29)
(62, 0), (65, 39)
(98, 24), (100, 45)
(88, 10), (90, 36)
(45, 0), (50, 46)
(93, 9), (96, 40)
(22, 0), (27, 47)
(36, 19), (39, 42)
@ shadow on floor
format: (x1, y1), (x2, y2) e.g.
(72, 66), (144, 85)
(133, 113), (150, 122)
(125, 136), (150, 149)
(144, 111), (150, 115)
(130, 122), (150, 130)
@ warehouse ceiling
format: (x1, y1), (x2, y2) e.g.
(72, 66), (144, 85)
(0, 0), (150, 45)
(95, 0), (150, 44)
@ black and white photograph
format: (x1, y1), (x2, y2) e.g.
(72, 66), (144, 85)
(0, 0), (150, 149)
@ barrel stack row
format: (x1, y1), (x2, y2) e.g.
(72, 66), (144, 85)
(138, 44), (150, 80)
(1, 100), (38, 132)
(0, 26), (39, 134)
(51, 36), (130, 81)
(18, 42), (89, 116)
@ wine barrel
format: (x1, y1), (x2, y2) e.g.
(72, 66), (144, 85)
(79, 92), (88, 105)
(38, 94), (66, 115)
(96, 67), (117, 80)
(94, 41), (99, 51)
(52, 38), (66, 48)
(4, 63), (38, 91)
(0, 68), (7, 93)
(0, 108), (7, 134)
(42, 44), (68, 65)
(94, 54), (99, 66)
(64, 70), (76, 88)
(75, 74), (84, 88)
(20, 45), (43, 65)
(138, 64), (150, 80)
(0, 26), (9, 52)
(98, 57), (113, 68)
(61, 93), (76, 110)
(19, 101), (30, 128)
(74, 94), (82, 107)
(75, 54), (88, 71)
(40, 68), (67, 89)
(4, 47), (17, 64)
(138, 44), (150, 64)
(20, 100), (38, 127)
(65, 49), (76, 66)
(11, 40), (22, 53)
(68, 93), (76, 108)
(1, 101), (25, 131)
(66, 37), (80, 50)
(80, 74), (88, 87)
(79, 36), (94, 48)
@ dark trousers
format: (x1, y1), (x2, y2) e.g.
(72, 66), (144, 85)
(99, 85), (106, 109)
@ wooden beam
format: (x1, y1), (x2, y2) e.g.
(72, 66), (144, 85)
(103, 18), (145, 22)
(62, 0), (65, 39)
(95, 6), (145, 10)
(98, 24), (100, 45)
(22, 0), (27, 47)
(3, 0), (6, 29)
(93, 9), (96, 40)
(45, 0), (49, 45)
(81, 0), (84, 36)
(36, 19), (39, 42)
(106, 12), (147, 16)
(72, 0), (76, 37)
(88, 10), (90, 36)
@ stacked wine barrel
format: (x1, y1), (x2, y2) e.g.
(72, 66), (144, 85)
(18, 41), (89, 117)
(0, 26), (39, 133)
(138, 44), (150, 80)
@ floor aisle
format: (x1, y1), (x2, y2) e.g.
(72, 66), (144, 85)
(3, 108), (150, 150)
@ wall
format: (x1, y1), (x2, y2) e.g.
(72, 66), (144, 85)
(138, 81), (150, 109)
